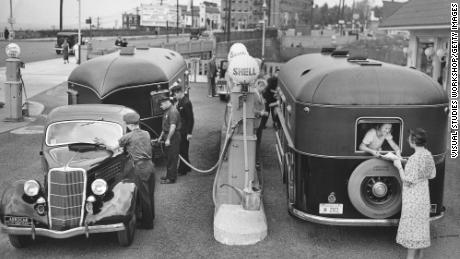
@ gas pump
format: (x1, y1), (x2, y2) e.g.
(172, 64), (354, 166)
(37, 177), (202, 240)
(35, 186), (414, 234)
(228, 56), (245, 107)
(4, 43), (25, 121)
(213, 44), (267, 245)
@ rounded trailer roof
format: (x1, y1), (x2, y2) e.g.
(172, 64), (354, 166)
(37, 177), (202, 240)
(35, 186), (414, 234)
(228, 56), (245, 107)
(68, 48), (186, 98)
(278, 53), (448, 105)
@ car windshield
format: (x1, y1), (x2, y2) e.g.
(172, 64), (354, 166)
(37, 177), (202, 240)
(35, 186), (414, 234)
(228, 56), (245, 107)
(46, 120), (123, 147)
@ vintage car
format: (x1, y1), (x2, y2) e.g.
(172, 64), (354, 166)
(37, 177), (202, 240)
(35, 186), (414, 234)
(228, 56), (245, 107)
(0, 104), (139, 248)
(54, 31), (83, 55)
(67, 47), (188, 138)
(275, 50), (448, 226)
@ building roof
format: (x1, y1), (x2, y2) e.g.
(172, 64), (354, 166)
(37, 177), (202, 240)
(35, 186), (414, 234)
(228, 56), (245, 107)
(381, 0), (405, 20)
(380, 0), (451, 29)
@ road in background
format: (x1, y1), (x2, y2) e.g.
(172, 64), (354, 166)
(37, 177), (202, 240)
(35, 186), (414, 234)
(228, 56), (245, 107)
(0, 35), (189, 67)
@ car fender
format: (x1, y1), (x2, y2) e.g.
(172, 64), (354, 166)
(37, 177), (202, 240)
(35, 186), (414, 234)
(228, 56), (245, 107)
(85, 181), (137, 225)
(0, 180), (48, 226)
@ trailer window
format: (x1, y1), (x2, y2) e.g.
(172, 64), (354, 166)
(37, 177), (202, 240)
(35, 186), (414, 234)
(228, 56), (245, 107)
(355, 118), (402, 153)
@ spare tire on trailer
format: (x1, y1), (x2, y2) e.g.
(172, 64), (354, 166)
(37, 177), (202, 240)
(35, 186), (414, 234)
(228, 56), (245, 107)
(347, 158), (402, 219)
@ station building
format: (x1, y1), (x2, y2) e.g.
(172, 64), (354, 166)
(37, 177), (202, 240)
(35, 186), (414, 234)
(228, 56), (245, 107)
(380, 0), (452, 92)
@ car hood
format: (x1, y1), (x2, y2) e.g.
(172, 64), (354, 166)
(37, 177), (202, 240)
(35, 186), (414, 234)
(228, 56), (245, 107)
(45, 146), (112, 170)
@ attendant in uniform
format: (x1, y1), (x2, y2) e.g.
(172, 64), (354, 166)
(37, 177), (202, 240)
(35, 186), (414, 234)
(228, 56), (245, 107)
(171, 84), (194, 175)
(95, 112), (155, 229)
(158, 97), (182, 184)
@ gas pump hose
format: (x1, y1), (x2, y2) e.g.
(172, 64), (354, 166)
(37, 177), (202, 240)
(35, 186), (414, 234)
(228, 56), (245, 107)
(178, 108), (240, 175)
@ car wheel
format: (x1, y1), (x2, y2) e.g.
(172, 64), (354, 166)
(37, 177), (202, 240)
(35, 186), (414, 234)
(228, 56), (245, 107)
(8, 235), (31, 248)
(347, 158), (402, 219)
(117, 212), (136, 246)
(56, 50), (61, 54)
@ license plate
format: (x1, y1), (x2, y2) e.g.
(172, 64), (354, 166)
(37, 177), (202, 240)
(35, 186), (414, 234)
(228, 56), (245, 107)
(4, 216), (32, 226)
(319, 203), (343, 214)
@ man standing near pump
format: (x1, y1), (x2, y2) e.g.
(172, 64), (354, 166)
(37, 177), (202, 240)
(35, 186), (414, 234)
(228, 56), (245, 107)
(171, 84), (195, 176)
(157, 96), (182, 184)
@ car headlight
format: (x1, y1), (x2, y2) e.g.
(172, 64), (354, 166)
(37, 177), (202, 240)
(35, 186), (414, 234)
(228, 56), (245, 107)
(91, 179), (107, 196)
(24, 180), (40, 197)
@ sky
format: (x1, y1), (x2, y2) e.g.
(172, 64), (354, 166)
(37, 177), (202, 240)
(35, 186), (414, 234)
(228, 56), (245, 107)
(0, 0), (407, 30)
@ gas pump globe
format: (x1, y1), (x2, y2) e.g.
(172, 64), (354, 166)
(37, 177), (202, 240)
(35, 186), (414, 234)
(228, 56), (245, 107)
(5, 43), (21, 58)
(227, 54), (259, 93)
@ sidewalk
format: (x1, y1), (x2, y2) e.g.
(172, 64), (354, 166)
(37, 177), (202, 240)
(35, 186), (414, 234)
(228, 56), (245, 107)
(0, 58), (77, 133)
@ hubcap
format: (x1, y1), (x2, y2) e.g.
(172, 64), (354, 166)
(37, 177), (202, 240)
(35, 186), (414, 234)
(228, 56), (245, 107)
(372, 182), (388, 198)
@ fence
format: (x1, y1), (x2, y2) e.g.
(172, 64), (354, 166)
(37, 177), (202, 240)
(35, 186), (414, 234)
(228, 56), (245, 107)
(184, 58), (284, 83)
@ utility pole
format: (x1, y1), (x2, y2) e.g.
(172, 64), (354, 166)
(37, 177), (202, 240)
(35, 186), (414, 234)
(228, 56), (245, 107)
(77, 0), (81, 45)
(262, 0), (267, 60)
(177, 0), (179, 36)
(191, 0), (194, 27)
(9, 0), (15, 37)
(226, 0), (232, 50)
(59, 0), (63, 31)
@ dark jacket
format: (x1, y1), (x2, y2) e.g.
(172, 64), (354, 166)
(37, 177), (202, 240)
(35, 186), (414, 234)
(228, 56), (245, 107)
(263, 76), (278, 104)
(177, 96), (194, 135)
(208, 59), (217, 78)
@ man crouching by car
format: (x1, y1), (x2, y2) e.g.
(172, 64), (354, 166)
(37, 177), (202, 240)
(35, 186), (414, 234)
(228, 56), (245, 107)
(96, 112), (155, 229)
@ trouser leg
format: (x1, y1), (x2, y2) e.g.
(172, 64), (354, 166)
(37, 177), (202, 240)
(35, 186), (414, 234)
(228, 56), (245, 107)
(208, 78), (213, 95)
(134, 161), (155, 228)
(166, 133), (181, 180)
(211, 77), (216, 96)
(178, 133), (191, 174)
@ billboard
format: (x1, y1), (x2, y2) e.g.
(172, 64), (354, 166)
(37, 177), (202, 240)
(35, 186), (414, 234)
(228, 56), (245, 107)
(140, 3), (182, 27)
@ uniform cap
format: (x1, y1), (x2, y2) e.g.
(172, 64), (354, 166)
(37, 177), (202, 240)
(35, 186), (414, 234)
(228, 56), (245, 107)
(123, 112), (140, 124)
(170, 83), (182, 93)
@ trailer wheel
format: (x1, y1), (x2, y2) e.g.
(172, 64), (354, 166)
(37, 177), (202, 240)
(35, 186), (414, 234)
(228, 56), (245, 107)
(348, 158), (402, 219)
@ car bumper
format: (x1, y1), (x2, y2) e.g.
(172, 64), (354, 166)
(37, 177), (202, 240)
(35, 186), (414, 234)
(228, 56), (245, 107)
(1, 223), (125, 239)
(289, 205), (445, 226)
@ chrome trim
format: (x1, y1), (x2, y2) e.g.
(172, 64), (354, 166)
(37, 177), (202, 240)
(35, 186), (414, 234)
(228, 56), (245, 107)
(1, 223), (125, 239)
(48, 167), (87, 229)
(289, 205), (445, 226)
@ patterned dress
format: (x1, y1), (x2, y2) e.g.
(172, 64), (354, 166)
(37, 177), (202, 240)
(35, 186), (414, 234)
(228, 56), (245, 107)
(396, 148), (436, 249)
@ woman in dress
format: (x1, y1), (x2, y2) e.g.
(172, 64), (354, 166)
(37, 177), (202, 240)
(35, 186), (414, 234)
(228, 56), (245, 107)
(62, 38), (69, 64)
(393, 128), (436, 259)
(359, 123), (401, 157)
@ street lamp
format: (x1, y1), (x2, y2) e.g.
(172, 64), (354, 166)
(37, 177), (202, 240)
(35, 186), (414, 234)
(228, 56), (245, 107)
(261, 0), (267, 60)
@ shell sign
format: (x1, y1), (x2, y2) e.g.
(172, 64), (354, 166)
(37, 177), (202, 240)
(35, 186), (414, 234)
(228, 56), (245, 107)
(228, 55), (260, 85)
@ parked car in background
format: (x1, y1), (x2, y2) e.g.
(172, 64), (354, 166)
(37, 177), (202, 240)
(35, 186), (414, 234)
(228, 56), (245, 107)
(54, 32), (83, 55)
(190, 28), (202, 40)
(0, 104), (139, 248)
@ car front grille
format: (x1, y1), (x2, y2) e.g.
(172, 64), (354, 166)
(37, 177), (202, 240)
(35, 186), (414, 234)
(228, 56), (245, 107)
(48, 168), (86, 231)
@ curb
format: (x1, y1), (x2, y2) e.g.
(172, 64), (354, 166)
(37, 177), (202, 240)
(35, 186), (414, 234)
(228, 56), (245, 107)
(0, 101), (45, 134)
